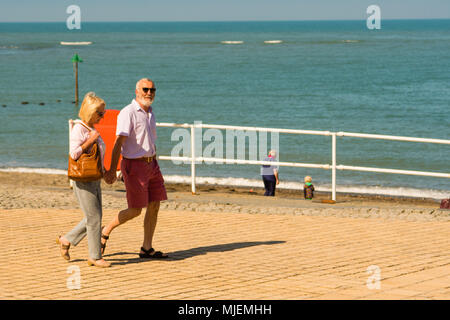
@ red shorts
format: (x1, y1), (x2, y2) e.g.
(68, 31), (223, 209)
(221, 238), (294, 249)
(121, 158), (168, 209)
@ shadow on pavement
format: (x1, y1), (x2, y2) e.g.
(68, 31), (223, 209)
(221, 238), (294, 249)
(104, 240), (286, 265)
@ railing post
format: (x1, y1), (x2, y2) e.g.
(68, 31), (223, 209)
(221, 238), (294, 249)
(190, 124), (196, 194)
(68, 119), (74, 189)
(332, 132), (337, 201)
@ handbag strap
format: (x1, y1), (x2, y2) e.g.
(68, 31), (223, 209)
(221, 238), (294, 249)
(74, 120), (93, 132)
(73, 120), (98, 151)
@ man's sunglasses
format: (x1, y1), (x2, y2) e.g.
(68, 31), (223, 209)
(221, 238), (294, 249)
(142, 87), (156, 94)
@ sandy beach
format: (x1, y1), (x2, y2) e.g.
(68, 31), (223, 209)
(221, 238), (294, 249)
(0, 171), (447, 221)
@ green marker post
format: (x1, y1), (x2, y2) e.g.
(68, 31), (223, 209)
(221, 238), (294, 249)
(71, 53), (83, 105)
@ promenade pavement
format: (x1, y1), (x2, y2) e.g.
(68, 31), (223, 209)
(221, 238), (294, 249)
(0, 194), (449, 300)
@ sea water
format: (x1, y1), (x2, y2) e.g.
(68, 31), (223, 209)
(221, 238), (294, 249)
(0, 20), (449, 199)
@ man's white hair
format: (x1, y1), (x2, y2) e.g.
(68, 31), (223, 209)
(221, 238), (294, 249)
(136, 78), (153, 90)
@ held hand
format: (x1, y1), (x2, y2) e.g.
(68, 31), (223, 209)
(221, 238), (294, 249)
(106, 172), (116, 184)
(103, 170), (117, 184)
(109, 170), (118, 184)
(103, 171), (111, 184)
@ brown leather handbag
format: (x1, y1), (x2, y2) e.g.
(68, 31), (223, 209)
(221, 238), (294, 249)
(68, 140), (103, 182)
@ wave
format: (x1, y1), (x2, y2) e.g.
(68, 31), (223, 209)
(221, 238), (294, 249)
(0, 45), (19, 49)
(264, 40), (283, 44)
(288, 40), (364, 45)
(221, 41), (244, 44)
(0, 43), (57, 51)
(60, 41), (92, 46)
(2, 167), (447, 200)
(0, 167), (66, 175)
(163, 175), (448, 200)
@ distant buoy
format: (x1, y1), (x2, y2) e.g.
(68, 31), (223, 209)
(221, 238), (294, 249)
(21, 101), (29, 105)
(39, 102), (45, 105)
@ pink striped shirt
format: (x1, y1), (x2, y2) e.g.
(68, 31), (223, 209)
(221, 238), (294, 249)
(115, 99), (157, 158)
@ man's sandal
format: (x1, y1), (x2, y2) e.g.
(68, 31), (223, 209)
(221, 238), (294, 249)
(101, 227), (109, 255)
(139, 247), (169, 259)
(56, 236), (70, 261)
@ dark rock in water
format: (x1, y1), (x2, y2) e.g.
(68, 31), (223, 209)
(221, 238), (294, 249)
(56, 99), (61, 102)
(71, 101), (76, 104)
(21, 101), (29, 105)
(2, 105), (6, 108)
(39, 102), (45, 105)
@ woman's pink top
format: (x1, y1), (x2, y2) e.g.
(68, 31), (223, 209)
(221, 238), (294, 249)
(69, 120), (106, 171)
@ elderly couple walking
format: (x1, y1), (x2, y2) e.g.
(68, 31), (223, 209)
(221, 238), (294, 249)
(57, 78), (168, 268)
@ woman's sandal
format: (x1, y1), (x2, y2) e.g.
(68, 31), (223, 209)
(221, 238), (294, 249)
(87, 258), (111, 268)
(139, 247), (169, 259)
(100, 227), (109, 255)
(56, 236), (70, 261)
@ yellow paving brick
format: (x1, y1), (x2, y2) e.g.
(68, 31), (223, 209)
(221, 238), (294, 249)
(0, 208), (448, 300)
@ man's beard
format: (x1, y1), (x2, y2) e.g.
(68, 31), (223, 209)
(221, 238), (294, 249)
(138, 96), (153, 108)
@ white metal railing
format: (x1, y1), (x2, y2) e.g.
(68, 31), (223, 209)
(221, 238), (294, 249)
(156, 123), (450, 200)
(69, 120), (450, 200)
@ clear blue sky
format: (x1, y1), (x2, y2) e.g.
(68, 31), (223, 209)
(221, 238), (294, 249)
(1, 0), (449, 22)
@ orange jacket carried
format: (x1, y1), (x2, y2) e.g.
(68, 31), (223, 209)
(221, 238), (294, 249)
(94, 109), (121, 171)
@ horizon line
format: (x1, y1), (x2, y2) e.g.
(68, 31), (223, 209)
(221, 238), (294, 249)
(1, 18), (449, 23)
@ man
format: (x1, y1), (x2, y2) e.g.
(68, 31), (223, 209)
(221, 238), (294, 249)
(260, 150), (279, 196)
(103, 78), (168, 259)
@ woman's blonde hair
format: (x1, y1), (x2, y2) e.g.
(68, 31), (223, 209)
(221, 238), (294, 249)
(78, 92), (105, 124)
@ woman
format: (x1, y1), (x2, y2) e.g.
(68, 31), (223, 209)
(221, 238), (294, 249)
(260, 150), (280, 196)
(56, 92), (111, 268)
